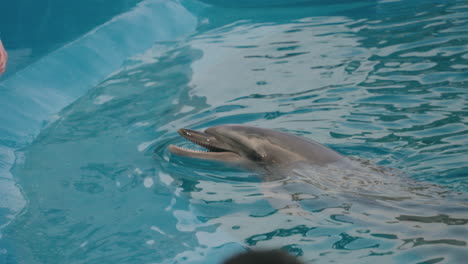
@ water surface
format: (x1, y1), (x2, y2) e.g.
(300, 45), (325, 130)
(3, 0), (468, 263)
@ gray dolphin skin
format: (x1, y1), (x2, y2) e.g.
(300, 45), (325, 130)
(168, 125), (347, 171)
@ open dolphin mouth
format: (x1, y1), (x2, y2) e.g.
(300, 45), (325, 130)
(169, 128), (241, 161)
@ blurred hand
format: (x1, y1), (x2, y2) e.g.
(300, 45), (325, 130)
(0, 40), (7, 75)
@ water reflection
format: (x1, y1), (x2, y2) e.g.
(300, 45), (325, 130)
(5, 0), (468, 263)
(163, 1), (468, 263)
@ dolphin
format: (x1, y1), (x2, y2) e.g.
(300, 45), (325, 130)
(167, 125), (468, 254)
(168, 125), (349, 178)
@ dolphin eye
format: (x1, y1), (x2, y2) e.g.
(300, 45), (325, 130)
(248, 151), (265, 162)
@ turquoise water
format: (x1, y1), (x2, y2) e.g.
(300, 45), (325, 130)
(1, 0), (468, 263)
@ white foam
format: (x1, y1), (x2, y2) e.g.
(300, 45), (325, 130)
(134, 121), (150, 127)
(144, 81), (158, 87)
(150, 226), (166, 235)
(159, 172), (174, 186)
(137, 139), (157, 152)
(143, 177), (154, 188)
(93, 95), (114, 105)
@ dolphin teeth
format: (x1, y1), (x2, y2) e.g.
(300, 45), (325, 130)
(174, 146), (208, 153)
(188, 139), (227, 152)
(177, 128), (231, 153)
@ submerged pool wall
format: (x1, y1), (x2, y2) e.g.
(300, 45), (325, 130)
(0, 1), (198, 262)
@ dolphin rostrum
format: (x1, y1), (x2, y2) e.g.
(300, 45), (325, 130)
(168, 125), (349, 176)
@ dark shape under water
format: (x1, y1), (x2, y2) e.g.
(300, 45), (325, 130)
(223, 249), (304, 264)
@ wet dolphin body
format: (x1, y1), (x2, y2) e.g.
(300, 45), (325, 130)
(168, 127), (468, 252)
(169, 125), (349, 179)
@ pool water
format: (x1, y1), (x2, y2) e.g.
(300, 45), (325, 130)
(1, 0), (468, 263)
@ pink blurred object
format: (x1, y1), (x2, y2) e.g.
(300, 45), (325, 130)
(0, 40), (7, 75)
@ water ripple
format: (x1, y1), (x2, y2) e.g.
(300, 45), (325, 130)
(5, 1), (468, 263)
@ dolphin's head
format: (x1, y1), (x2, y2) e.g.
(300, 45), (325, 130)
(168, 125), (344, 168)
